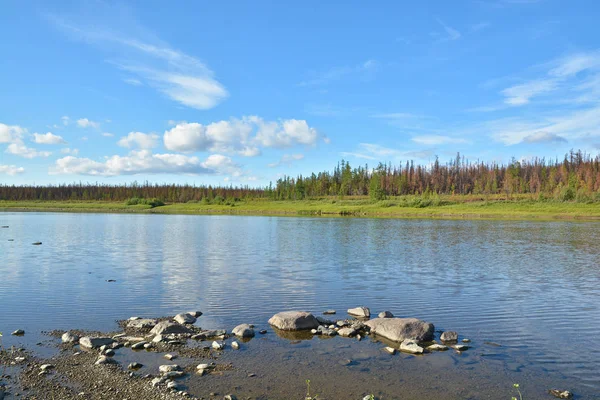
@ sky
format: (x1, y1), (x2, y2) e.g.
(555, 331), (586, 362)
(2, 0), (600, 186)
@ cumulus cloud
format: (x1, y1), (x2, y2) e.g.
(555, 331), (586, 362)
(33, 132), (67, 145)
(0, 165), (25, 175)
(163, 117), (320, 155)
(6, 143), (52, 158)
(77, 118), (100, 128)
(60, 148), (79, 155)
(117, 132), (159, 149)
(0, 123), (26, 143)
(51, 150), (239, 177)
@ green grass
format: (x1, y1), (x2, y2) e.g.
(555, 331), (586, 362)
(1, 195), (600, 220)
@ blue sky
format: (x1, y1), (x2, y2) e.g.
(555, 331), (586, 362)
(2, 0), (600, 186)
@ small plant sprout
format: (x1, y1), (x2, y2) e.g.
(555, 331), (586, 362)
(305, 379), (319, 400)
(512, 383), (523, 400)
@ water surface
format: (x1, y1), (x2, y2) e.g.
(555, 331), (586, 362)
(1, 213), (599, 398)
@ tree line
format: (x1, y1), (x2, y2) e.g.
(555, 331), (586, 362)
(2, 150), (600, 203)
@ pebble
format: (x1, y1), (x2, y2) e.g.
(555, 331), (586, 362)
(323, 310), (336, 315)
(462, 338), (471, 343)
(40, 364), (54, 371)
(11, 329), (25, 336)
(159, 364), (181, 373)
(164, 354), (177, 360)
(453, 344), (469, 351)
(231, 341), (240, 350)
(259, 329), (267, 334)
(131, 341), (148, 350)
(128, 362), (143, 370)
(212, 341), (225, 350)
(103, 349), (115, 357)
(384, 346), (396, 354)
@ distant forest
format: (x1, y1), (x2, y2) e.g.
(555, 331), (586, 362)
(2, 150), (600, 203)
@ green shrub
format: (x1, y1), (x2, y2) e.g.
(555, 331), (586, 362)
(124, 197), (165, 208)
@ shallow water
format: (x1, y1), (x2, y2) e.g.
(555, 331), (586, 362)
(1, 213), (599, 398)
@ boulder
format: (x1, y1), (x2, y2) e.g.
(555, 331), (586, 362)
(378, 311), (394, 318)
(126, 318), (157, 330)
(268, 311), (319, 331)
(150, 321), (192, 336)
(174, 313), (196, 325)
(427, 344), (449, 351)
(159, 364), (181, 374)
(364, 318), (434, 342)
(400, 340), (424, 354)
(61, 332), (79, 344)
(188, 311), (203, 318)
(11, 329), (25, 336)
(232, 324), (255, 338)
(440, 331), (458, 342)
(348, 307), (370, 318)
(79, 337), (115, 349)
(337, 327), (357, 337)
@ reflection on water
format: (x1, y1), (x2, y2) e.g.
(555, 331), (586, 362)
(1, 213), (600, 395)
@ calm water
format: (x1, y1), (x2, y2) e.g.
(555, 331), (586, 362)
(1, 212), (600, 398)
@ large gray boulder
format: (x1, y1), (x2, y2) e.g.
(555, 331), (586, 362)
(440, 331), (458, 342)
(232, 324), (255, 338)
(150, 321), (192, 336)
(174, 313), (196, 325)
(348, 307), (370, 318)
(79, 337), (115, 349)
(364, 318), (434, 342)
(268, 311), (319, 331)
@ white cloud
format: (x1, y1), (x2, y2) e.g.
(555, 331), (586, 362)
(268, 154), (305, 168)
(0, 165), (25, 175)
(60, 147), (80, 155)
(0, 123), (26, 143)
(6, 143), (52, 158)
(51, 150), (239, 176)
(50, 14), (228, 110)
(502, 79), (557, 105)
(341, 143), (434, 162)
(411, 135), (469, 145)
(101, 132), (114, 137)
(33, 132), (67, 145)
(123, 78), (142, 86)
(523, 131), (567, 144)
(164, 117), (320, 154)
(61, 116), (70, 126)
(77, 118), (100, 129)
(117, 131), (159, 149)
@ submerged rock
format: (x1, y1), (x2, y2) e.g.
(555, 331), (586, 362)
(232, 324), (255, 338)
(79, 337), (115, 349)
(174, 313), (196, 325)
(348, 307), (370, 318)
(400, 340), (424, 354)
(453, 344), (469, 351)
(378, 311), (394, 318)
(440, 331), (458, 342)
(150, 321), (192, 336)
(549, 389), (573, 399)
(427, 344), (449, 351)
(323, 310), (336, 315)
(364, 318), (434, 342)
(11, 329), (25, 336)
(268, 311), (319, 331)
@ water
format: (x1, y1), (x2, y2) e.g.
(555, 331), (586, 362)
(1, 212), (600, 398)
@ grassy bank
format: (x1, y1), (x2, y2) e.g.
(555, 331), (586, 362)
(2, 195), (600, 220)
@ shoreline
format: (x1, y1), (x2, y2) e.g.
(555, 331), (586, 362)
(2, 198), (600, 221)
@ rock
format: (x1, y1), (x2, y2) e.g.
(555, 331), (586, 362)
(462, 338), (471, 343)
(224, 395), (238, 400)
(338, 327), (357, 337)
(174, 313), (196, 325)
(103, 349), (115, 357)
(40, 364), (54, 371)
(188, 311), (203, 318)
(151, 377), (167, 387)
(348, 307), (370, 318)
(61, 332), (79, 344)
(191, 329), (227, 339)
(131, 341), (148, 350)
(159, 365), (181, 373)
(268, 311), (319, 331)
(316, 316), (335, 326)
(143, 343), (153, 349)
(427, 344), (449, 351)
(32, 242), (42, 245)
(259, 329), (267, 334)
(356, 334), (362, 341)
(378, 311), (394, 318)
(129, 316), (141, 321)
(163, 371), (184, 379)
(212, 341), (225, 350)
(232, 324), (255, 338)
(384, 346), (396, 354)
(15, 356), (26, 363)
(549, 389), (573, 399)
(231, 341), (240, 350)
(336, 320), (348, 327)
(311, 329), (318, 334)
(79, 337), (115, 349)
(453, 344), (469, 351)
(364, 318), (434, 342)
(440, 331), (458, 342)
(126, 318), (157, 330)
(164, 354), (177, 360)
(317, 325), (337, 336)
(196, 363), (210, 370)
(167, 381), (183, 390)
(95, 355), (117, 365)
(128, 362), (143, 370)
(400, 340), (424, 354)
(11, 329), (24, 336)
(323, 310), (336, 315)
(150, 321), (192, 336)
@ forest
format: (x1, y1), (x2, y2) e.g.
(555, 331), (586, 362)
(2, 150), (600, 203)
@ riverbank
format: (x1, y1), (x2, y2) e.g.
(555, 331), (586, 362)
(1, 196), (600, 220)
